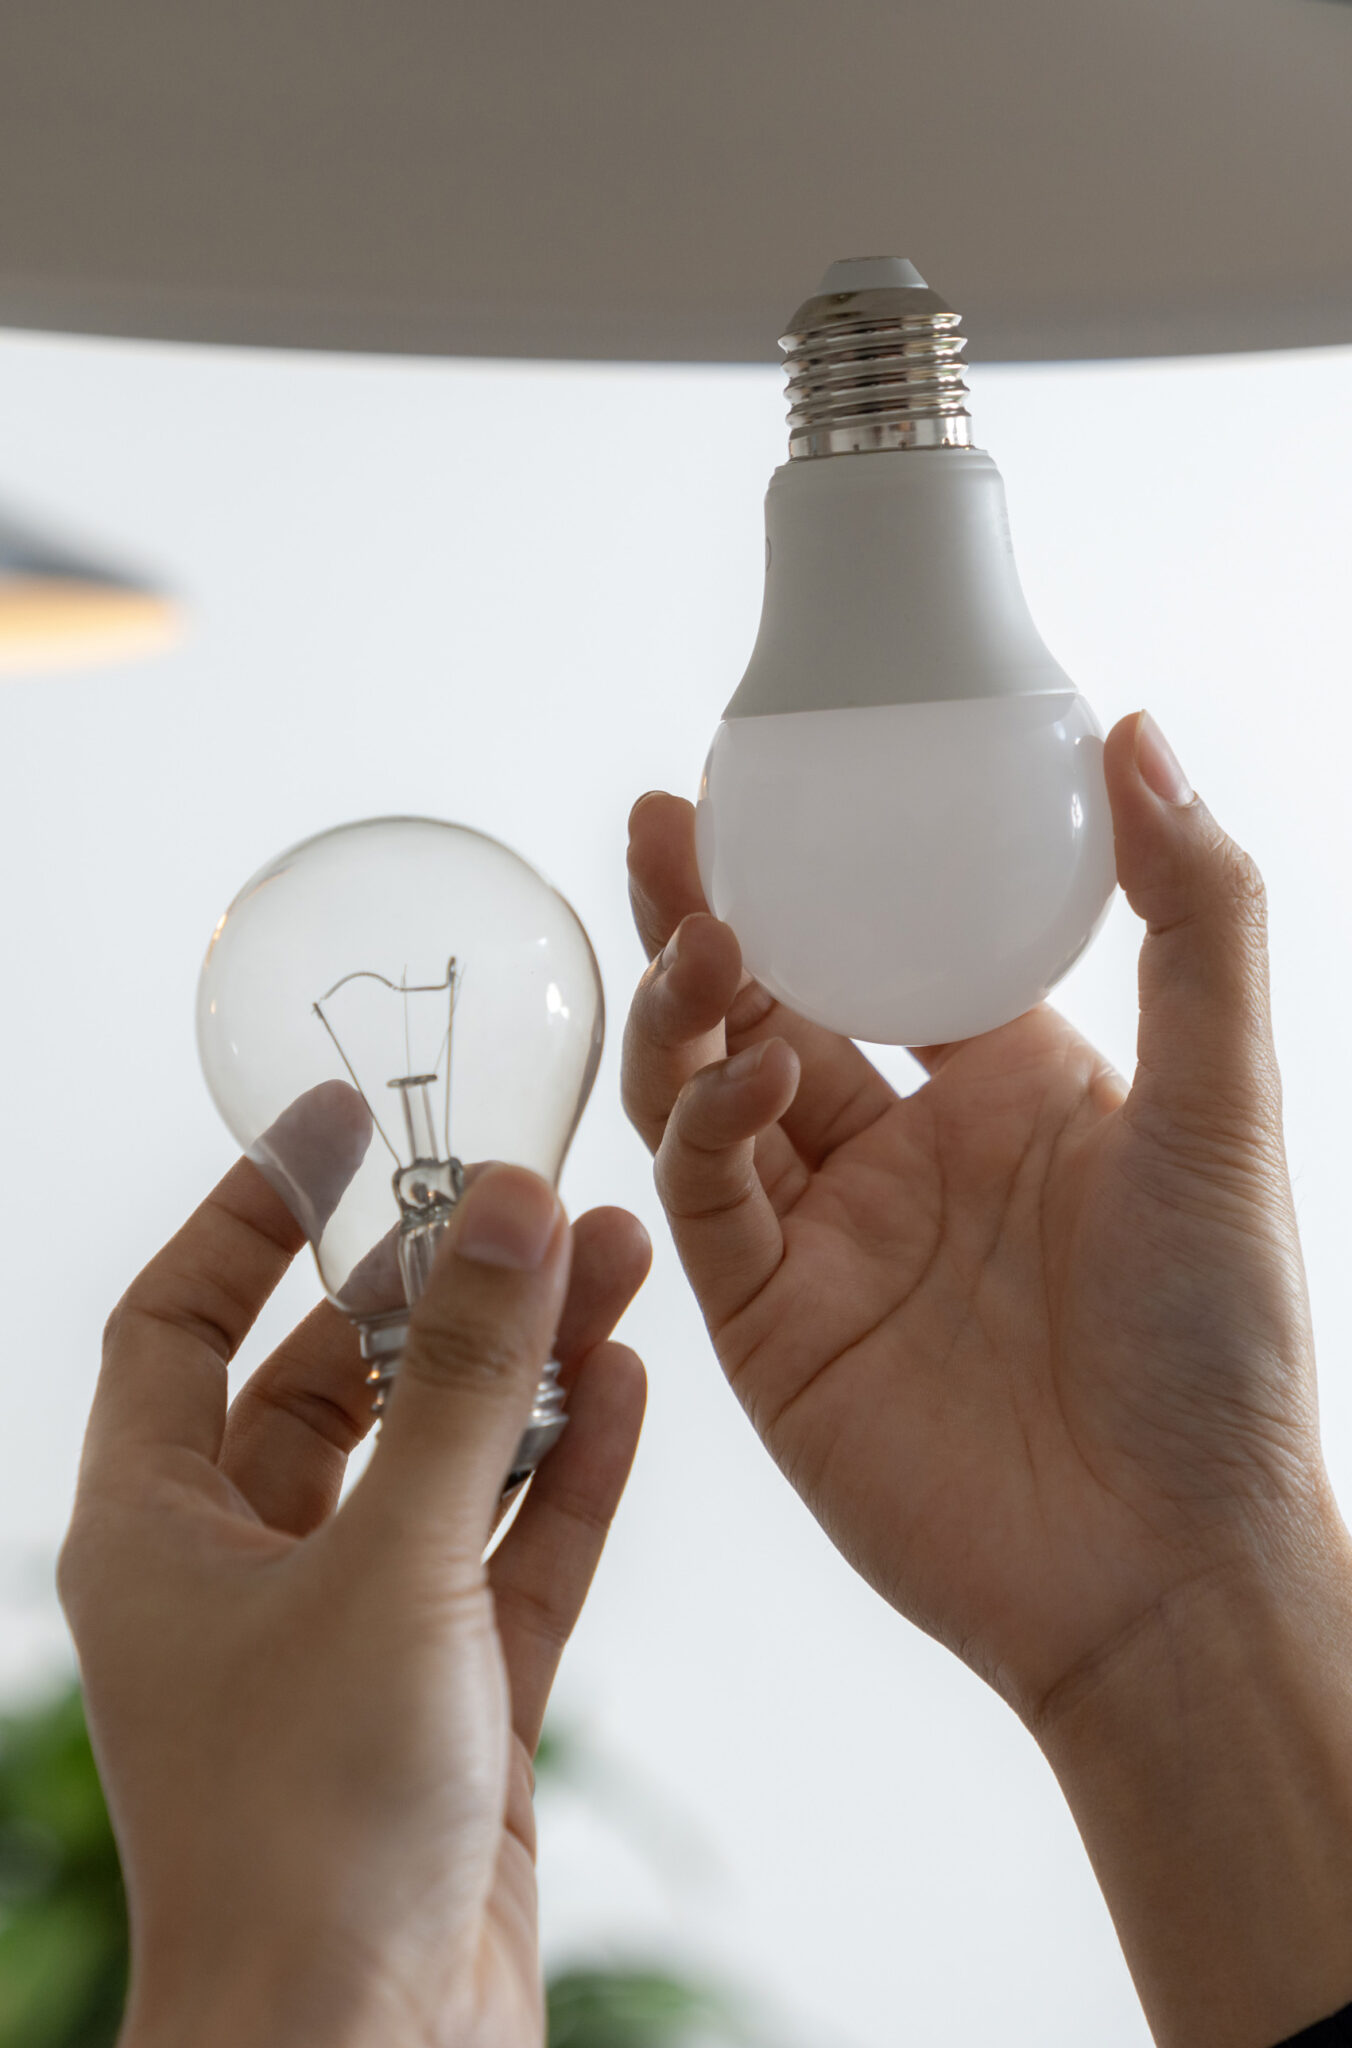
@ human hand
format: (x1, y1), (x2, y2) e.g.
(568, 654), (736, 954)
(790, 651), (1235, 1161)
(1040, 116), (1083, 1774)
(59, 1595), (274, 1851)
(624, 712), (1352, 2045)
(60, 1160), (649, 2048)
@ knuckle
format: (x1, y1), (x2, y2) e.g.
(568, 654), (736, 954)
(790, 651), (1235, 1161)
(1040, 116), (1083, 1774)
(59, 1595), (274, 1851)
(494, 1578), (570, 1659)
(654, 1131), (750, 1225)
(621, 1090), (663, 1155)
(400, 1310), (533, 1396)
(55, 1519), (95, 1625)
(1151, 829), (1269, 954)
(54, 1531), (78, 1615)
(618, 1056), (649, 1135)
(725, 978), (776, 1038)
(669, 1069), (725, 1153)
(653, 1131), (694, 1213)
(653, 1089), (701, 1195)
(1200, 816), (1267, 926)
(57, 1492), (126, 1616)
(620, 1030), (670, 1151)
(1222, 843), (1268, 930)
(101, 1293), (131, 1358)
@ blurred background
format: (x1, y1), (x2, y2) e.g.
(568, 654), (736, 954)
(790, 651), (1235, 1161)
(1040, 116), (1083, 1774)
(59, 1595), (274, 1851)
(0, 324), (1349, 2044)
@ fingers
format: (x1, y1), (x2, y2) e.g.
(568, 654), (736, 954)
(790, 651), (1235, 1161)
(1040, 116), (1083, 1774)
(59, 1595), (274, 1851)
(627, 790), (707, 959)
(218, 1300), (370, 1536)
(148, 1080), (379, 1517)
(625, 792), (896, 1172)
(250, 1080), (373, 1245)
(218, 1202), (650, 1542)
(338, 1165), (572, 1564)
(1105, 711), (1283, 1154)
(553, 1206), (653, 1379)
(489, 1339), (646, 1755)
(655, 1037), (799, 1331)
(622, 910), (742, 1151)
(718, 975), (898, 1167)
(336, 1222), (405, 1320)
(487, 1210), (648, 1751)
(83, 1158), (304, 1477)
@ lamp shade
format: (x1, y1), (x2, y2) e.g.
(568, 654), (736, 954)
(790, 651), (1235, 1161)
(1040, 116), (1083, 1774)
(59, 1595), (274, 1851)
(0, 0), (1349, 365)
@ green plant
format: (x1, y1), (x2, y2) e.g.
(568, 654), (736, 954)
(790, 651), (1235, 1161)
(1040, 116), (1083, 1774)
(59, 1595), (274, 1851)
(546, 1966), (751, 2048)
(0, 1685), (752, 2048)
(0, 1688), (126, 2048)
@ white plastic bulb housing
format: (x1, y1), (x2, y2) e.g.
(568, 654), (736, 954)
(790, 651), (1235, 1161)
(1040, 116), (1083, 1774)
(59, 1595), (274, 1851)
(696, 258), (1117, 1047)
(197, 817), (603, 1482)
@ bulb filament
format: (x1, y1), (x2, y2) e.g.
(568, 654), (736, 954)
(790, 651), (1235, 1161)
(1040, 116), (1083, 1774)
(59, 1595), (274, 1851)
(312, 959), (465, 1223)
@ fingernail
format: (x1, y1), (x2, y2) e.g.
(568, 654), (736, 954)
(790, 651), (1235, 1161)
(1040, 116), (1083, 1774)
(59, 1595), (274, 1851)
(720, 1041), (769, 1084)
(454, 1166), (559, 1271)
(660, 925), (683, 973)
(1135, 712), (1193, 806)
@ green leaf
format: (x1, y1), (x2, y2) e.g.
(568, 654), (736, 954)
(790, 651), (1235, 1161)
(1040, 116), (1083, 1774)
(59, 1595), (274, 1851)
(0, 1689), (115, 1866)
(534, 1722), (578, 1782)
(546, 1963), (750, 2048)
(0, 1891), (125, 2048)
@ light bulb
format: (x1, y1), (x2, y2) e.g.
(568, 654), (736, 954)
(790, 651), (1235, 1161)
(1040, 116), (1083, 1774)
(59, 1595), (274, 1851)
(696, 256), (1117, 1046)
(197, 818), (604, 1489)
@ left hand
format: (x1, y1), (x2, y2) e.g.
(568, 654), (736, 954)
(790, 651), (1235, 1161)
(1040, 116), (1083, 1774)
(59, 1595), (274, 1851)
(59, 1160), (649, 2048)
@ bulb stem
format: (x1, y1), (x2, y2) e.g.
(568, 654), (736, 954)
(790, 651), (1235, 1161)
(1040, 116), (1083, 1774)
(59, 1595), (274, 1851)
(389, 1072), (442, 1163)
(780, 267), (974, 460)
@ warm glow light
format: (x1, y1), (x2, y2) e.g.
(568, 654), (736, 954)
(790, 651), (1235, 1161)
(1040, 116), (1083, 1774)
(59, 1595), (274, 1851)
(0, 577), (181, 675)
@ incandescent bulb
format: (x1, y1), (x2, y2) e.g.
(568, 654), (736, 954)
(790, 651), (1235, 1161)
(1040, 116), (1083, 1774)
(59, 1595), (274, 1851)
(697, 257), (1117, 1046)
(197, 817), (603, 1489)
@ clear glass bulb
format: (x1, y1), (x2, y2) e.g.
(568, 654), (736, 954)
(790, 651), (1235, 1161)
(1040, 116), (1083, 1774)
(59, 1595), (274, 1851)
(696, 257), (1117, 1047)
(197, 817), (604, 1485)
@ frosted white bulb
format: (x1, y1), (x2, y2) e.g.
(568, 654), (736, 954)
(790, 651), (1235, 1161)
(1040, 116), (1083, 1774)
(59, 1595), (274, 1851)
(696, 258), (1117, 1046)
(197, 818), (603, 1488)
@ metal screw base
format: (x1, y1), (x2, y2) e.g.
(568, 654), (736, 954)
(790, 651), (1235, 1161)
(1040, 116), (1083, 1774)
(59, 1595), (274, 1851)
(780, 276), (974, 460)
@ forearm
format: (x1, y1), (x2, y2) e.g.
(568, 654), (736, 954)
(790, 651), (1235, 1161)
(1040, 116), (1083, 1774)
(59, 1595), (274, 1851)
(1037, 1521), (1352, 2048)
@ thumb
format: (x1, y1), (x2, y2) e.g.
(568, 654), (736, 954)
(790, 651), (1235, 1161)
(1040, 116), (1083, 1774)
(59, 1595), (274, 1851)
(1105, 710), (1283, 1158)
(341, 1163), (570, 1562)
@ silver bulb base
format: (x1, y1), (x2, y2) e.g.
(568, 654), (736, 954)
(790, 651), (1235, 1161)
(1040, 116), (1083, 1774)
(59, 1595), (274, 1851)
(359, 1318), (568, 1495)
(780, 276), (973, 460)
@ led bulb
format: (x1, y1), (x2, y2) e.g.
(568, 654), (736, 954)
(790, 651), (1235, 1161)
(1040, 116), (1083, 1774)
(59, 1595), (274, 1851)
(197, 818), (603, 1489)
(696, 257), (1117, 1046)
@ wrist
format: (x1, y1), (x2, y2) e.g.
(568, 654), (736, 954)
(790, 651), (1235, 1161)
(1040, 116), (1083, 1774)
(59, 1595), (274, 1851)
(118, 1928), (422, 2048)
(121, 1993), (381, 2048)
(121, 1997), (391, 2048)
(1037, 1510), (1352, 2048)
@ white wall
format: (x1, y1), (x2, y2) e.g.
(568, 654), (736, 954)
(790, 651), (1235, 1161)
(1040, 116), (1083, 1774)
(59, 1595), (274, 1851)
(0, 325), (1349, 2045)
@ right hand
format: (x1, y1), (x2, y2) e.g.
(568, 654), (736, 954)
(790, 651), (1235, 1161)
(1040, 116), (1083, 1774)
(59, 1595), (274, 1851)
(622, 711), (1332, 1729)
(625, 712), (1352, 2044)
(624, 709), (1352, 2045)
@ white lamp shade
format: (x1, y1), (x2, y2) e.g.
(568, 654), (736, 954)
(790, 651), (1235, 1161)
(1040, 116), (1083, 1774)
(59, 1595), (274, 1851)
(0, 0), (1349, 364)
